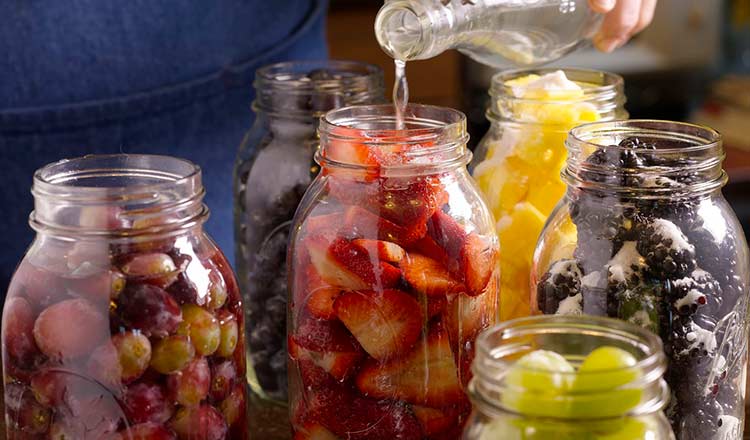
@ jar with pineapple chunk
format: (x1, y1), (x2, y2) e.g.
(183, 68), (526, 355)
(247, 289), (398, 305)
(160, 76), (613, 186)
(471, 68), (627, 321)
(2, 155), (246, 439)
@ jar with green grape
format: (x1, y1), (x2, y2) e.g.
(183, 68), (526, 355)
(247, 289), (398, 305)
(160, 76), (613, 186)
(463, 315), (675, 440)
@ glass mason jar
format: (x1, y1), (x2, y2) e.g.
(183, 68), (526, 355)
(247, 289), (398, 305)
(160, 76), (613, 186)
(463, 315), (675, 440)
(233, 60), (384, 402)
(471, 68), (627, 322)
(288, 104), (500, 439)
(532, 121), (750, 440)
(2, 155), (246, 439)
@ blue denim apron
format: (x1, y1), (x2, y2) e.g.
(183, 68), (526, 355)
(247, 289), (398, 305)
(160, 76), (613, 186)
(0, 0), (329, 296)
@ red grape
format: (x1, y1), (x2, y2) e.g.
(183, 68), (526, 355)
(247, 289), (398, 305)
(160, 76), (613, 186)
(112, 331), (152, 383)
(218, 383), (246, 428)
(117, 284), (182, 338)
(120, 253), (179, 288)
(65, 265), (126, 304)
(120, 422), (177, 440)
(150, 335), (195, 374)
(209, 360), (237, 402)
(5, 383), (51, 435)
(123, 382), (174, 425)
(168, 405), (227, 440)
(2, 297), (42, 369)
(167, 357), (211, 407)
(87, 342), (123, 389)
(32, 298), (107, 360)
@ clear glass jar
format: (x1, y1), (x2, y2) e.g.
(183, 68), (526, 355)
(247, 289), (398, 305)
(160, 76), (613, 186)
(463, 315), (675, 440)
(375, 0), (602, 67)
(233, 61), (384, 402)
(287, 104), (499, 438)
(2, 155), (246, 439)
(471, 68), (627, 322)
(532, 121), (750, 440)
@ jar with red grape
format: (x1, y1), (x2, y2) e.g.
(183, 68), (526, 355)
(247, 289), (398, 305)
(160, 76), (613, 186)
(288, 104), (500, 438)
(2, 154), (246, 439)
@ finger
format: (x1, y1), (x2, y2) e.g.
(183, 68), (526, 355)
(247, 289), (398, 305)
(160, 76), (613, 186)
(594, 0), (643, 52)
(631, 0), (657, 35)
(588, 0), (616, 13)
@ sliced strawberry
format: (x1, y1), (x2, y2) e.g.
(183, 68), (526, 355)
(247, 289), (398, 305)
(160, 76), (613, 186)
(294, 314), (360, 354)
(356, 322), (464, 407)
(307, 286), (342, 320)
(406, 235), (450, 264)
(334, 289), (422, 360)
(427, 211), (498, 296)
(327, 238), (401, 288)
(289, 336), (362, 382)
(294, 421), (340, 440)
(401, 253), (465, 296)
(352, 239), (406, 264)
(342, 206), (425, 246)
(299, 362), (422, 440)
(416, 293), (448, 319)
(306, 235), (369, 291)
(443, 275), (499, 386)
(412, 406), (458, 437)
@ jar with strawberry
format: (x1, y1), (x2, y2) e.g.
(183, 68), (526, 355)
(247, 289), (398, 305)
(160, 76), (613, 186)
(288, 104), (500, 438)
(2, 155), (246, 439)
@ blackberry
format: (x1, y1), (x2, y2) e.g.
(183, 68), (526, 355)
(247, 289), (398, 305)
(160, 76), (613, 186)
(536, 259), (583, 315)
(666, 270), (718, 316)
(637, 219), (697, 278)
(618, 136), (657, 150)
(578, 145), (645, 186)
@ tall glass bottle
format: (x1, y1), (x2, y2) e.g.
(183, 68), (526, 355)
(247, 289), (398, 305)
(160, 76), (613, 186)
(233, 61), (384, 403)
(375, 0), (602, 67)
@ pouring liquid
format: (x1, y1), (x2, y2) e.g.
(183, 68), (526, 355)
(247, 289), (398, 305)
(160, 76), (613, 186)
(393, 59), (409, 130)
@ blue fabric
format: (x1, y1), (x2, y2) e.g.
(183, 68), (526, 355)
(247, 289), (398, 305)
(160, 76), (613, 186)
(0, 0), (329, 296)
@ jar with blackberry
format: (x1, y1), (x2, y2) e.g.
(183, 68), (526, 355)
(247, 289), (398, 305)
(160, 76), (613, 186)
(233, 61), (384, 402)
(2, 154), (246, 439)
(288, 104), (499, 439)
(463, 315), (675, 440)
(531, 120), (750, 440)
(471, 68), (627, 321)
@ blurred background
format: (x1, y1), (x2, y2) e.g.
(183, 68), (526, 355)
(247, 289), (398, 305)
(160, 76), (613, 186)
(328, 0), (750, 231)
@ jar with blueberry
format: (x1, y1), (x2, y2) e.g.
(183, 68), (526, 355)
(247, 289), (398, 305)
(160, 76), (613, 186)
(233, 61), (384, 403)
(463, 315), (675, 440)
(531, 120), (750, 440)
(2, 155), (246, 439)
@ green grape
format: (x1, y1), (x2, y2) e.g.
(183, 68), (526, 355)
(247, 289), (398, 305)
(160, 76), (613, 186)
(150, 335), (196, 374)
(178, 304), (221, 356)
(571, 347), (643, 418)
(502, 350), (575, 418)
(594, 418), (649, 440)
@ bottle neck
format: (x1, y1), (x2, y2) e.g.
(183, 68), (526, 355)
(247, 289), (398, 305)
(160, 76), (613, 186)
(31, 155), (207, 239)
(470, 315), (669, 421)
(253, 61), (385, 121)
(488, 68), (627, 125)
(376, 0), (601, 66)
(563, 120), (727, 198)
(318, 104), (471, 176)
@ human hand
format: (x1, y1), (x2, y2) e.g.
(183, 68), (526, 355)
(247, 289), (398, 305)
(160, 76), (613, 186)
(588, 0), (657, 52)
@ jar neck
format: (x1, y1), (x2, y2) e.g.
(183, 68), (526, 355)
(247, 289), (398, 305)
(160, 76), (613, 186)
(31, 154), (207, 239)
(487, 68), (627, 125)
(470, 315), (669, 421)
(318, 104), (471, 176)
(563, 120), (727, 198)
(253, 61), (385, 120)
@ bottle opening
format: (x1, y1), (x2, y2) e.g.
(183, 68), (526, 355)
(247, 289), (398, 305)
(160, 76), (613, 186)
(375, 2), (425, 60)
(31, 154), (206, 236)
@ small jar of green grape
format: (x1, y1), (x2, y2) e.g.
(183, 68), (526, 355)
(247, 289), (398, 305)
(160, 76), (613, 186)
(463, 315), (675, 440)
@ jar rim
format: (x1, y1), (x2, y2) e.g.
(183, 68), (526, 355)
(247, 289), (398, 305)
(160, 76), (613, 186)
(318, 103), (471, 171)
(491, 68), (625, 103)
(475, 315), (666, 378)
(31, 154), (206, 237)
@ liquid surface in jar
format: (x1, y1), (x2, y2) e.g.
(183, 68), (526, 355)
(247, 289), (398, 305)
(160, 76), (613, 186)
(472, 70), (601, 321)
